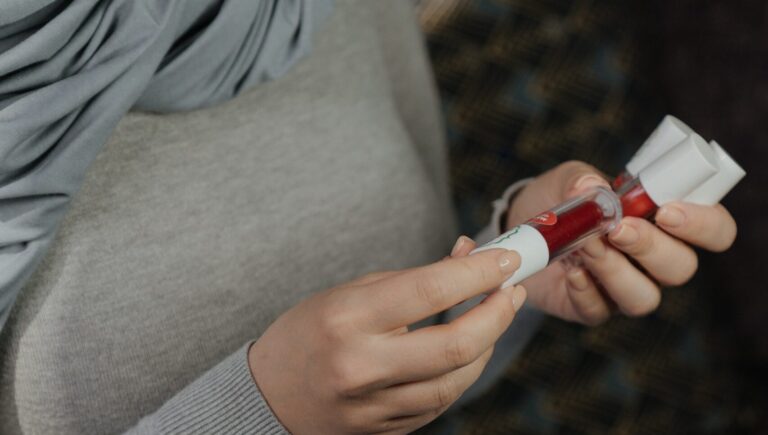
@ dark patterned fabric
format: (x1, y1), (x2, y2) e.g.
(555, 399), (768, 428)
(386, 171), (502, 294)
(419, 0), (658, 235)
(653, 2), (768, 433)
(416, 1), (763, 434)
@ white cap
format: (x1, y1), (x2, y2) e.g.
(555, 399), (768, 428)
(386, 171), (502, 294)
(626, 115), (694, 175)
(684, 140), (746, 205)
(638, 133), (719, 205)
(472, 224), (549, 288)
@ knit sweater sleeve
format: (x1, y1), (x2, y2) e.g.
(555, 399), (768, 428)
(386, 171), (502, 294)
(126, 178), (541, 433)
(126, 342), (288, 435)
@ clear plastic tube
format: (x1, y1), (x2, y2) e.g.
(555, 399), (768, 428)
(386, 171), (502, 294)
(614, 133), (720, 218)
(474, 186), (621, 287)
(615, 176), (658, 219)
(526, 186), (623, 260)
(611, 170), (634, 190)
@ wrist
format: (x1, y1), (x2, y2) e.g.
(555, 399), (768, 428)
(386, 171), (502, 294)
(493, 178), (534, 234)
(247, 337), (293, 432)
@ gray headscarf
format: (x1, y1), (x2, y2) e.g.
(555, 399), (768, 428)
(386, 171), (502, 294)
(0, 0), (334, 331)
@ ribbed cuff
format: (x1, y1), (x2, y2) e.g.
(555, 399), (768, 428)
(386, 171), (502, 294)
(473, 178), (534, 245)
(490, 177), (534, 236)
(129, 342), (288, 435)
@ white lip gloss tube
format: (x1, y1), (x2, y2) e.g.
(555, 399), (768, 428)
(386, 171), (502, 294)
(473, 186), (622, 288)
(683, 140), (746, 205)
(613, 115), (694, 189)
(616, 133), (720, 219)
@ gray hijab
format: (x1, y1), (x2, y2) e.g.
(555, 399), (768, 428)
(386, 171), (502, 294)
(0, 0), (334, 331)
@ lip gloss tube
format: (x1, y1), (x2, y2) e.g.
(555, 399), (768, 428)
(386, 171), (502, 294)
(682, 140), (746, 206)
(616, 133), (719, 218)
(614, 114), (745, 210)
(613, 115), (694, 190)
(469, 119), (744, 290)
(473, 186), (622, 288)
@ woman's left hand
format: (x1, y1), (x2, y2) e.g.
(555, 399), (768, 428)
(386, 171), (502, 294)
(463, 161), (737, 325)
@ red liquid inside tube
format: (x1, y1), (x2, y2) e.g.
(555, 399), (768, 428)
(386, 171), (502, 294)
(619, 183), (657, 218)
(612, 171), (634, 190)
(528, 200), (604, 257)
(613, 171), (659, 218)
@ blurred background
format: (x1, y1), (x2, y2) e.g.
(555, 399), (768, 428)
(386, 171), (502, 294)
(415, 0), (767, 434)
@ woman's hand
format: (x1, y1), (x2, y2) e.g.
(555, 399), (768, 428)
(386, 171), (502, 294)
(249, 245), (527, 434)
(504, 161), (737, 325)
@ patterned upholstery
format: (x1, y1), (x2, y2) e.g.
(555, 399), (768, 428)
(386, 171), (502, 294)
(416, 1), (756, 433)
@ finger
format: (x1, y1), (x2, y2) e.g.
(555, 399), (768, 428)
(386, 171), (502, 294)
(580, 237), (661, 317)
(370, 391), (456, 434)
(373, 395), (456, 434)
(559, 161), (611, 198)
(375, 347), (494, 418)
(378, 285), (525, 383)
(506, 161), (610, 226)
(565, 267), (612, 325)
(608, 218), (698, 286)
(343, 270), (403, 288)
(450, 235), (476, 257)
(375, 410), (450, 435)
(365, 249), (521, 331)
(345, 234), (485, 287)
(655, 202), (737, 252)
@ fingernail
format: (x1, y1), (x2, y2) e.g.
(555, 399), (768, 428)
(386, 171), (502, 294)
(451, 236), (469, 256)
(574, 175), (606, 191)
(566, 269), (589, 291)
(498, 251), (521, 274)
(610, 223), (639, 246)
(656, 206), (685, 228)
(511, 285), (527, 311)
(581, 237), (606, 259)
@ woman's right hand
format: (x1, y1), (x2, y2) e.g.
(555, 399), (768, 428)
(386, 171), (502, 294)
(248, 241), (526, 434)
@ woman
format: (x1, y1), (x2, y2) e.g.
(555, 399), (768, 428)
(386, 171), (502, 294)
(0, 1), (736, 433)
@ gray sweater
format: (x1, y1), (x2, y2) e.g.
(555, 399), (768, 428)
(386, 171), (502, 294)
(0, 1), (542, 433)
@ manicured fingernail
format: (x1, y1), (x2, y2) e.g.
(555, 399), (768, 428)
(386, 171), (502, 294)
(566, 269), (589, 291)
(581, 237), (606, 259)
(450, 236), (469, 256)
(657, 206), (685, 228)
(610, 223), (639, 246)
(511, 285), (527, 310)
(574, 175), (606, 191)
(498, 251), (521, 274)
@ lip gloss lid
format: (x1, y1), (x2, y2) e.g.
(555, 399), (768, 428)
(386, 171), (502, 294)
(638, 133), (719, 206)
(683, 140), (746, 205)
(626, 115), (694, 176)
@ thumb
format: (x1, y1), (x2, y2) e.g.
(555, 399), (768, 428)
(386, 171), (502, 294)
(558, 161), (610, 200)
(507, 161), (610, 228)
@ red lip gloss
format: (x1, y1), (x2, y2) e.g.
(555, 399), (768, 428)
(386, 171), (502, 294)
(612, 115), (745, 208)
(474, 186), (622, 288)
(613, 115), (694, 190)
(615, 134), (719, 218)
(472, 116), (745, 289)
(531, 197), (605, 256)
